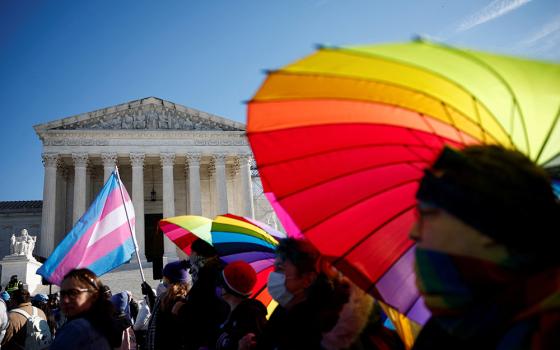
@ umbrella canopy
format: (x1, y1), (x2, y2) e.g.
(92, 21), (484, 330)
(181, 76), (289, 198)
(247, 39), (560, 328)
(159, 215), (213, 254)
(159, 213), (286, 314)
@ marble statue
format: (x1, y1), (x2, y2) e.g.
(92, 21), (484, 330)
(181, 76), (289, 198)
(10, 229), (37, 259)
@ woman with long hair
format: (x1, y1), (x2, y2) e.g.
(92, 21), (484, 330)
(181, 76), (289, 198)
(51, 268), (121, 350)
(145, 260), (190, 350)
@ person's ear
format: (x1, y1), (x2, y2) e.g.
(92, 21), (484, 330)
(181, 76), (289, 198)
(302, 271), (318, 289)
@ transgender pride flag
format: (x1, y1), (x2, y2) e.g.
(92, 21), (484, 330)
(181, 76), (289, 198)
(37, 169), (137, 285)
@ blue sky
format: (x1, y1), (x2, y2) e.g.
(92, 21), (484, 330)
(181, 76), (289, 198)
(1, 0), (559, 201)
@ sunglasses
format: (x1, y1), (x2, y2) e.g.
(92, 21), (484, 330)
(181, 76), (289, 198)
(60, 288), (92, 299)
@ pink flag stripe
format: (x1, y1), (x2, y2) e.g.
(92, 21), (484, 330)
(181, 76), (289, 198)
(78, 218), (136, 267)
(87, 199), (135, 247)
(99, 188), (132, 222)
(53, 190), (133, 277)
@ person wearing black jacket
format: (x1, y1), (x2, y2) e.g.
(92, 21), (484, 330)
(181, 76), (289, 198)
(172, 239), (229, 350)
(214, 261), (267, 350)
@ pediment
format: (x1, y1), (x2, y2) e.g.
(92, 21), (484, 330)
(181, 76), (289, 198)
(34, 97), (245, 133)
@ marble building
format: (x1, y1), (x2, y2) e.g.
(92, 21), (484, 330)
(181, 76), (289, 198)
(5, 97), (278, 263)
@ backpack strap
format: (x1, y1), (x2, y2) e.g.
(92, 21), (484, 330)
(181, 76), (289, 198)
(10, 308), (31, 319)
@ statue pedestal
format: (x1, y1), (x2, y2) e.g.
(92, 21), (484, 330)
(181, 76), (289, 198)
(0, 255), (43, 294)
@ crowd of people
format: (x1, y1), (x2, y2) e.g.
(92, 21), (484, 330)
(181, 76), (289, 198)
(0, 145), (558, 349)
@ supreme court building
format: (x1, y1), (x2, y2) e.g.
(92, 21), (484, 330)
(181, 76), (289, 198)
(10, 97), (278, 262)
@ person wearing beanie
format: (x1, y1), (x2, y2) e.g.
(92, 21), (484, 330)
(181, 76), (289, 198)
(145, 260), (190, 350)
(173, 239), (229, 349)
(215, 261), (267, 350)
(411, 145), (560, 350)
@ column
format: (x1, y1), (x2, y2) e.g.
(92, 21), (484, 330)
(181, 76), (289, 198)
(239, 154), (255, 218)
(72, 153), (89, 224)
(55, 164), (68, 245)
(39, 153), (59, 258)
(185, 153), (202, 215)
(130, 152), (145, 259)
(160, 153), (176, 257)
(101, 152), (118, 182)
(211, 153), (229, 215)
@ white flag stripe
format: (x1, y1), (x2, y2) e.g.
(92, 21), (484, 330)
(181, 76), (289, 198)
(87, 199), (135, 248)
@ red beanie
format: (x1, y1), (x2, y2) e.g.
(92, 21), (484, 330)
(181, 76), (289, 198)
(222, 261), (257, 297)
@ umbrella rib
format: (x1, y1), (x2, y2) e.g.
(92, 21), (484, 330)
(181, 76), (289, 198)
(251, 126), (461, 169)
(441, 102), (467, 145)
(250, 70), (507, 144)
(274, 47), (513, 147)
(332, 204), (416, 265)
(299, 178), (419, 233)
(415, 114), (447, 150)
(535, 104), (560, 163)
(472, 96), (489, 144)
(422, 43), (529, 155)
(272, 159), (427, 204)
(365, 244), (418, 312)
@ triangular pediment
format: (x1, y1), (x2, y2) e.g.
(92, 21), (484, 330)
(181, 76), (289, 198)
(34, 97), (245, 132)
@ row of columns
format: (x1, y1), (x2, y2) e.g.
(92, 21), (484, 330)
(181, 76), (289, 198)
(39, 152), (254, 259)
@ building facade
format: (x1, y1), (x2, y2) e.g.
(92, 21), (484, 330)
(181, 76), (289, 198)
(20, 96), (277, 262)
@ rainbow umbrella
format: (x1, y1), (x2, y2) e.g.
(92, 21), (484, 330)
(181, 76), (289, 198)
(160, 213), (286, 313)
(247, 39), (560, 334)
(159, 215), (213, 255)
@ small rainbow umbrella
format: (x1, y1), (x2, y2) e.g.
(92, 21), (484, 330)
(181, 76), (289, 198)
(247, 38), (560, 342)
(160, 213), (286, 314)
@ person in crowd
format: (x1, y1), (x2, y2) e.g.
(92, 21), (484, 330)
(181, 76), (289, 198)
(410, 145), (560, 349)
(111, 291), (137, 350)
(144, 259), (190, 349)
(1, 285), (50, 350)
(0, 292), (7, 345)
(47, 293), (65, 334)
(51, 268), (121, 350)
(238, 238), (367, 350)
(4, 276), (19, 296)
(32, 293), (57, 334)
(214, 261), (267, 350)
(172, 238), (229, 350)
(133, 294), (151, 350)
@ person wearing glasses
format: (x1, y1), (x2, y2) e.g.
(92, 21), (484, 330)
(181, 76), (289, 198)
(51, 269), (121, 350)
(410, 145), (560, 350)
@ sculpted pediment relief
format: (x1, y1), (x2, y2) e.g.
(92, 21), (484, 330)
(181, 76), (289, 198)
(50, 104), (243, 132)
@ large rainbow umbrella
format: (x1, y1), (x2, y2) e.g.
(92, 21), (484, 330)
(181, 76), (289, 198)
(247, 39), (560, 330)
(160, 213), (286, 313)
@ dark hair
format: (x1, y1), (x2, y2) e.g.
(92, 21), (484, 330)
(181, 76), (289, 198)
(12, 286), (30, 304)
(275, 238), (321, 276)
(61, 269), (120, 346)
(417, 145), (559, 259)
(191, 238), (218, 258)
(276, 238), (351, 332)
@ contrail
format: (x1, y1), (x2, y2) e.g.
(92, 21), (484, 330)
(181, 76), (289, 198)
(519, 14), (560, 47)
(457, 0), (532, 32)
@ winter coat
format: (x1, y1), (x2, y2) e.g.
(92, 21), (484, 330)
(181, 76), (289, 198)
(50, 317), (111, 350)
(0, 299), (8, 345)
(215, 298), (267, 350)
(146, 295), (183, 350)
(176, 259), (229, 350)
(412, 308), (560, 350)
(1, 302), (47, 350)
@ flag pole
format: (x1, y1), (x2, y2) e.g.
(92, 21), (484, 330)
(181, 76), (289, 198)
(115, 166), (146, 283)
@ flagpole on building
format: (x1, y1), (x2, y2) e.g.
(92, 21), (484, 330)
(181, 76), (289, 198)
(115, 166), (146, 283)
